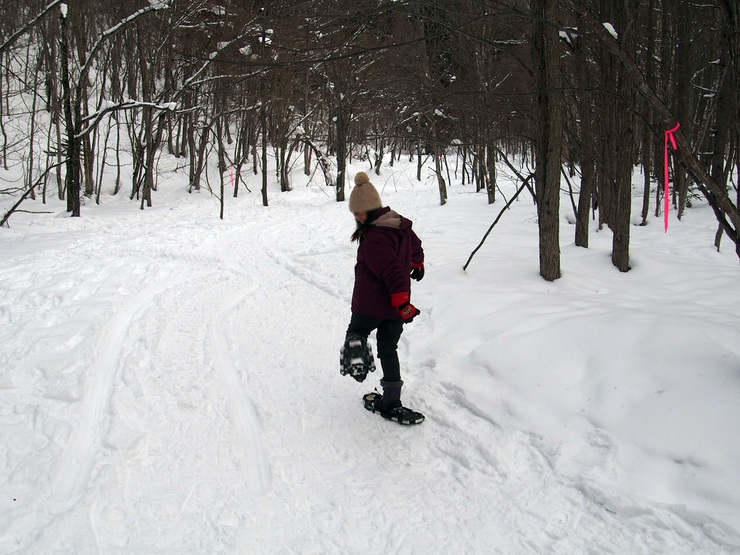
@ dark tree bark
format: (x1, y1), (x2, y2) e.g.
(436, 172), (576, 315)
(59, 10), (81, 217)
(261, 100), (268, 207)
(609, 0), (640, 273)
(639, 0), (656, 226)
(532, 0), (563, 281)
(335, 109), (347, 202)
(575, 13), (594, 247)
(486, 144), (496, 205)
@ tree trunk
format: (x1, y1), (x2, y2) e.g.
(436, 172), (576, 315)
(434, 144), (447, 206)
(532, 0), (563, 281)
(335, 110), (347, 202)
(416, 143), (422, 181)
(609, 0), (639, 273)
(261, 104), (268, 207)
(374, 139), (384, 175)
(486, 144), (496, 204)
(639, 0), (655, 226)
(60, 11), (81, 217)
(709, 34), (734, 201)
(575, 15), (594, 247)
(304, 141), (311, 176)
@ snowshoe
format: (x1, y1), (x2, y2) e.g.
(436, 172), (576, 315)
(340, 334), (376, 383)
(363, 391), (425, 425)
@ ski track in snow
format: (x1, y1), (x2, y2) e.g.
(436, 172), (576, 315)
(208, 292), (272, 495)
(1, 161), (740, 552)
(51, 264), (196, 504)
(208, 229), (271, 495)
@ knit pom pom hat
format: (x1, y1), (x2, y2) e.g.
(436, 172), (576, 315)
(349, 172), (383, 213)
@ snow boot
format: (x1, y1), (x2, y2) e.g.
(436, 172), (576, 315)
(340, 334), (376, 383)
(363, 383), (425, 426)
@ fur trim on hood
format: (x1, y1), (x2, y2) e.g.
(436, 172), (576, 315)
(372, 209), (402, 229)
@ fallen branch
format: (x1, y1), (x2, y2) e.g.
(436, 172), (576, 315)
(300, 137), (335, 188)
(495, 146), (537, 203)
(463, 176), (530, 272)
(1, 161), (66, 227)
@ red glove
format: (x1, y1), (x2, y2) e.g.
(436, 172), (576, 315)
(391, 292), (420, 323)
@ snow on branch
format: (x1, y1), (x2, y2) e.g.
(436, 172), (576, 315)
(77, 100), (177, 138)
(603, 22), (618, 40)
(77, 3), (169, 95)
(175, 26), (255, 100)
(184, 70), (263, 90)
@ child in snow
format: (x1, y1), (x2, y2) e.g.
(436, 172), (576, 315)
(340, 171), (426, 425)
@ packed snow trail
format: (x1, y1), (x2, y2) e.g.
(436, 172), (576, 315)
(52, 264), (196, 504)
(1, 159), (740, 552)
(208, 229), (272, 495)
(207, 281), (272, 496)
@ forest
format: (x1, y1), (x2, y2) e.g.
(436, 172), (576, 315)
(1, 0), (739, 279)
(3, 2), (740, 551)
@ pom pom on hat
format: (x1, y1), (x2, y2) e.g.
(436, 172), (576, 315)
(349, 172), (382, 213)
(354, 171), (371, 186)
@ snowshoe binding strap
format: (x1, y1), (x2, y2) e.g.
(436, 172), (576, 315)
(363, 391), (382, 411)
(363, 391), (425, 425)
(340, 334), (376, 383)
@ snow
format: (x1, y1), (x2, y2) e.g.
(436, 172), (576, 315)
(148, 0), (169, 9)
(59, 3), (67, 18)
(559, 28), (578, 45)
(239, 45), (252, 57)
(1, 154), (740, 552)
(603, 22), (619, 40)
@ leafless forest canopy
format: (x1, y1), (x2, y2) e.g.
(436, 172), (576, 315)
(1, 0), (739, 278)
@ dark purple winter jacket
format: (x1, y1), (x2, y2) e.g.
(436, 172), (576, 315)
(351, 207), (424, 320)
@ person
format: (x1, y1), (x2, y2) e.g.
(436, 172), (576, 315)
(340, 171), (426, 425)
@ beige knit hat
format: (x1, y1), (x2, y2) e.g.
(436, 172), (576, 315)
(349, 172), (382, 213)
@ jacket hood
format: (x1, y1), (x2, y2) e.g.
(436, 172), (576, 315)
(371, 207), (411, 230)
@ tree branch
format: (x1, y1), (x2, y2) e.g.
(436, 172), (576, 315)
(463, 177), (530, 272)
(0, 0), (63, 55)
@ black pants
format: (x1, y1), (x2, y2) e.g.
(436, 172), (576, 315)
(346, 313), (404, 382)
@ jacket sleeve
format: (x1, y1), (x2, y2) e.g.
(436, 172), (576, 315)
(410, 229), (424, 268)
(359, 232), (408, 294)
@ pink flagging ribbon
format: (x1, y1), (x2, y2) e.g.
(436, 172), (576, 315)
(229, 165), (235, 188)
(664, 122), (680, 233)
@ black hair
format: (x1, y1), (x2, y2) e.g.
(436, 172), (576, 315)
(351, 209), (378, 242)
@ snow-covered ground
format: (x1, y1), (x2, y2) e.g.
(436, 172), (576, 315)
(1, 154), (740, 553)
